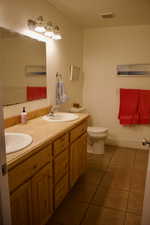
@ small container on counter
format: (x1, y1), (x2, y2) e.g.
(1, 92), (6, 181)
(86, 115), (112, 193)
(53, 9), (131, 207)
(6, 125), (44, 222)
(21, 107), (28, 124)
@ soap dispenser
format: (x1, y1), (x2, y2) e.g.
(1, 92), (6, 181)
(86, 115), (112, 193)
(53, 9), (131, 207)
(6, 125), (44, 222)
(21, 107), (27, 124)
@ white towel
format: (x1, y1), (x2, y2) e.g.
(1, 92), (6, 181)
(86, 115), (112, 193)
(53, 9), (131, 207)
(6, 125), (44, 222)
(56, 80), (68, 105)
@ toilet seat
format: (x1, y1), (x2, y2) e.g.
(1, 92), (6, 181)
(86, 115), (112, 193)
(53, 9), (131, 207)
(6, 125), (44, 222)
(87, 127), (108, 137)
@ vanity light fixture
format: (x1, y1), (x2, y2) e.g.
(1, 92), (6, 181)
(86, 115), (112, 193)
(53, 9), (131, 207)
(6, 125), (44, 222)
(27, 16), (62, 40)
(45, 22), (54, 38)
(52, 26), (62, 40)
(34, 16), (46, 33)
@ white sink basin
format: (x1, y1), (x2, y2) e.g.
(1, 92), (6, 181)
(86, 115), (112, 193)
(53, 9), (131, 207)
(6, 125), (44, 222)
(42, 112), (79, 122)
(5, 133), (32, 154)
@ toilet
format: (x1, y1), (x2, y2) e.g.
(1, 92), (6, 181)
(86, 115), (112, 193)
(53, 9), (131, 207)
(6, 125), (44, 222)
(87, 127), (109, 154)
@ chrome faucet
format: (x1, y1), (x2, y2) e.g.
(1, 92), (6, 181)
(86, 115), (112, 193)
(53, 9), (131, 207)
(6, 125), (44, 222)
(48, 105), (58, 117)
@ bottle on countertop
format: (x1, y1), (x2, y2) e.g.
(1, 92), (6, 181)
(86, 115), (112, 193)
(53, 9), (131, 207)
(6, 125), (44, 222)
(21, 107), (28, 124)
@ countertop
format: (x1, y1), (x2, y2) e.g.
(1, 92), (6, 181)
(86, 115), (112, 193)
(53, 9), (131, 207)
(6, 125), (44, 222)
(6, 113), (89, 170)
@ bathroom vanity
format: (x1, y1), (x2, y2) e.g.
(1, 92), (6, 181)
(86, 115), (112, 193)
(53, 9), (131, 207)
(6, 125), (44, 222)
(6, 113), (89, 225)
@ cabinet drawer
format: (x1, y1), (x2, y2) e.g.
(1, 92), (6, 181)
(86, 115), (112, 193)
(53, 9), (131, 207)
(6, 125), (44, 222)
(53, 133), (69, 156)
(54, 175), (68, 209)
(70, 121), (87, 143)
(54, 150), (68, 184)
(9, 144), (52, 192)
(30, 145), (52, 176)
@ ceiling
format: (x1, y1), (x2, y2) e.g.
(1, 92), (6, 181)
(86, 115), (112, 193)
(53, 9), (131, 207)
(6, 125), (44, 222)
(48, 0), (150, 28)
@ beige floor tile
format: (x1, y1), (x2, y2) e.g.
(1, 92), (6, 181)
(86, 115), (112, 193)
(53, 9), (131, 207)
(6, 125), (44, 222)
(134, 151), (148, 173)
(92, 187), (128, 211)
(82, 206), (125, 225)
(125, 213), (141, 225)
(100, 170), (114, 188)
(101, 168), (131, 191)
(77, 168), (104, 186)
(135, 150), (148, 161)
(102, 146), (116, 159)
(88, 146), (115, 161)
(127, 191), (144, 215)
(67, 182), (97, 203)
(87, 157), (111, 171)
(109, 149), (135, 169)
(134, 162), (147, 173)
(50, 197), (88, 225)
(112, 147), (135, 156)
(131, 170), (146, 192)
(109, 160), (134, 170)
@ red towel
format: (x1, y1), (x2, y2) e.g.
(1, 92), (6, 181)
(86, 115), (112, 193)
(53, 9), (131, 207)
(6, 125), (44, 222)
(139, 90), (150, 124)
(27, 86), (47, 101)
(118, 89), (140, 125)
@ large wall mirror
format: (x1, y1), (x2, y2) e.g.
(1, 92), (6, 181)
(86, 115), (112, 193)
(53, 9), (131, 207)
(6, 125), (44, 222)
(0, 27), (47, 106)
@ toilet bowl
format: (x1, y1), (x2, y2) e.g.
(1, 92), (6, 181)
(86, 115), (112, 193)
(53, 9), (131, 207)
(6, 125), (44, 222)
(87, 127), (108, 154)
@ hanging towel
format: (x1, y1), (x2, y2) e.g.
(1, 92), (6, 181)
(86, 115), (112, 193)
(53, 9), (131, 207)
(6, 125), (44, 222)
(118, 88), (140, 125)
(56, 77), (68, 105)
(139, 90), (150, 124)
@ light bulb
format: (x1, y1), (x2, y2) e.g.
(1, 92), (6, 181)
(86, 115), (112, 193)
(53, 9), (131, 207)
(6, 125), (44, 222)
(52, 34), (62, 40)
(52, 25), (62, 40)
(45, 31), (54, 37)
(35, 25), (46, 33)
(24, 30), (49, 42)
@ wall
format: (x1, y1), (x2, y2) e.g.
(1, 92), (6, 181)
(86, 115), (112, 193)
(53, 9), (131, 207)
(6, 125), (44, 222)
(0, 0), (83, 118)
(83, 25), (150, 149)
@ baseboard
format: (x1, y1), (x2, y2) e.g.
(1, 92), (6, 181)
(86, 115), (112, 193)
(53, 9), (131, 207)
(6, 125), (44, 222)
(106, 137), (149, 150)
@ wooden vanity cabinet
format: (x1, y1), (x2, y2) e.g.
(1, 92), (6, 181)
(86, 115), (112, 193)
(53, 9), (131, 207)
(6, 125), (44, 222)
(9, 144), (53, 225)
(9, 118), (88, 225)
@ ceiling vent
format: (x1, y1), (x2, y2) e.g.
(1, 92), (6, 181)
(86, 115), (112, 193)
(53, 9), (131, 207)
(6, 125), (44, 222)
(99, 12), (114, 19)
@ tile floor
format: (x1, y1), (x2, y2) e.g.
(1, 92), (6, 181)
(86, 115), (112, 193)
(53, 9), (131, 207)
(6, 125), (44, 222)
(47, 146), (148, 225)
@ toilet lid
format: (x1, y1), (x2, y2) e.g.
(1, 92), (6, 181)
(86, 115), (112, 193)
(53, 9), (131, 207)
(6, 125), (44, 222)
(87, 127), (108, 133)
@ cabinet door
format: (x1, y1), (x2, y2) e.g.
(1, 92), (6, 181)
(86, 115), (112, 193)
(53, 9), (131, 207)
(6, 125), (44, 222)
(70, 133), (87, 187)
(10, 181), (32, 225)
(79, 133), (87, 175)
(70, 138), (80, 187)
(32, 164), (53, 225)
(54, 174), (69, 209)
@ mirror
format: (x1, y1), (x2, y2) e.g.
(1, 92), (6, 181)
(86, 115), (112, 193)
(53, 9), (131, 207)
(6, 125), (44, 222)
(0, 27), (47, 106)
